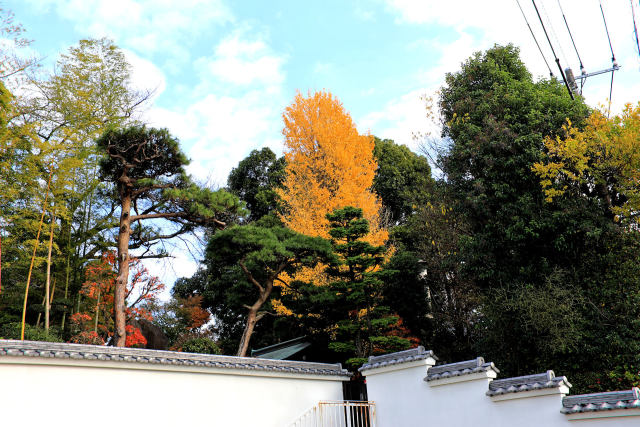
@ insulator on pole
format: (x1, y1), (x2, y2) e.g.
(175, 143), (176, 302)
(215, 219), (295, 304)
(564, 68), (578, 93)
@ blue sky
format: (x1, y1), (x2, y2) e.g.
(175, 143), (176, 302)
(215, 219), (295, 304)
(7, 0), (640, 284)
(9, 0), (640, 184)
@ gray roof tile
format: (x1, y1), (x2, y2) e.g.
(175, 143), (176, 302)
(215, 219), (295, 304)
(561, 388), (640, 414)
(359, 346), (437, 372)
(487, 370), (571, 396)
(425, 357), (499, 382)
(0, 340), (350, 377)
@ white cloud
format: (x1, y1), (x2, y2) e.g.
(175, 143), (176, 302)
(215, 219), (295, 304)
(355, 7), (375, 22)
(194, 29), (285, 90)
(122, 48), (167, 98)
(26, 0), (233, 61)
(313, 62), (334, 75)
(362, 0), (640, 157)
(359, 89), (437, 150)
(145, 30), (287, 186)
(384, 0), (640, 111)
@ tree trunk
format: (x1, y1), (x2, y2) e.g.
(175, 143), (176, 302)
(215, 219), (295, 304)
(113, 193), (132, 347)
(36, 292), (45, 328)
(21, 168), (53, 340)
(61, 229), (71, 331)
(236, 280), (272, 357)
(45, 210), (55, 333)
(94, 288), (101, 333)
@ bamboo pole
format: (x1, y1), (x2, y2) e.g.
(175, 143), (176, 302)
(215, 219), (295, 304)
(0, 229), (3, 295)
(35, 292), (45, 328)
(21, 166), (53, 341)
(36, 277), (56, 329)
(45, 208), (55, 332)
(61, 224), (72, 331)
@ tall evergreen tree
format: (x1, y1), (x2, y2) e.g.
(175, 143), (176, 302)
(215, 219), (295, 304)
(97, 126), (244, 346)
(437, 44), (640, 391)
(290, 207), (410, 369)
(372, 137), (434, 226)
(227, 147), (286, 223)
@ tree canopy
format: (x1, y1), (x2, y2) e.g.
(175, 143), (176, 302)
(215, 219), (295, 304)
(277, 90), (387, 246)
(372, 137), (434, 225)
(204, 215), (333, 356)
(227, 147), (286, 223)
(97, 125), (243, 346)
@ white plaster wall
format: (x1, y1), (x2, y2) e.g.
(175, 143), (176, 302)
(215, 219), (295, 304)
(0, 358), (344, 427)
(365, 363), (640, 427)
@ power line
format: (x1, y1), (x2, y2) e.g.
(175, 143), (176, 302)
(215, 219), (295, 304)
(531, 0), (574, 99)
(540, 0), (569, 67)
(599, 0), (616, 116)
(631, 0), (640, 59)
(599, 0), (616, 64)
(516, 0), (554, 77)
(557, 0), (585, 75)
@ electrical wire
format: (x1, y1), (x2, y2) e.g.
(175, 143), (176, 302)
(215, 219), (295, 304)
(599, 0), (616, 64)
(516, 0), (554, 77)
(531, 0), (574, 99)
(631, 0), (640, 59)
(540, 0), (569, 67)
(599, 0), (616, 116)
(557, 0), (585, 74)
(608, 69), (615, 118)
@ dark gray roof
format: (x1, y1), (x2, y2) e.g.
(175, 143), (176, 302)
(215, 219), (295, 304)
(562, 388), (640, 414)
(0, 340), (349, 377)
(425, 357), (499, 382)
(487, 370), (572, 396)
(359, 346), (438, 372)
(251, 336), (311, 360)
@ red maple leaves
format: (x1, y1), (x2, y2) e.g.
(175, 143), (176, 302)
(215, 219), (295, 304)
(69, 252), (164, 347)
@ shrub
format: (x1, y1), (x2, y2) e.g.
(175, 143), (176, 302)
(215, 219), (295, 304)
(181, 337), (221, 355)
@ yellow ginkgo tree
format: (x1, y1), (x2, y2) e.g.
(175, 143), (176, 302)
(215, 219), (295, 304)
(275, 91), (388, 297)
(533, 102), (640, 225)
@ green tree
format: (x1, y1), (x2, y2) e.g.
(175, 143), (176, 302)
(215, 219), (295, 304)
(533, 103), (640, 225)
(227, 147), (286, 223)
(97, 126), (244, 346)
(0, 38), (150, 335)
(437, 44), (640, 391)
(372, 137), (434, 225)
(296, 207), (410, 369)
(384, 190), (479, 362)
(0, 6), (38, 81)
(205, 215), (333, 356)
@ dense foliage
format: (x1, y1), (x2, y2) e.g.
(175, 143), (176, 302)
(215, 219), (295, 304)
(227, 147), (286, 223)
(1, 10), (639, 393)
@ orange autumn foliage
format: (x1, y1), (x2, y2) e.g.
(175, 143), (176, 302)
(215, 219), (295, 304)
(69, 252), (164, 346)
(181, 295), (210, 330)
(278, 90), (387, 244)
(276, 91), (388, 295)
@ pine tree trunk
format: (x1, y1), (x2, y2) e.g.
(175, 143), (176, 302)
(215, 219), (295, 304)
(237, 309), (258, 357)
(236, 280), (272, 357)
(113, 194), (132, 347)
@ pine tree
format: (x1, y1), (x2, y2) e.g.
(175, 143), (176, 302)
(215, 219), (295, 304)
(276, 91), (387, 294)
(97, 126), (244, 346)
(295, 207), (410, 369)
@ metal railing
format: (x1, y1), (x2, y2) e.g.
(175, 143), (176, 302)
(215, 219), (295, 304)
(289, 401), (376, 427)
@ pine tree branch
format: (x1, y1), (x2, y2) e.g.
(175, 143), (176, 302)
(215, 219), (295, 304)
(238, 260), (265, 294)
